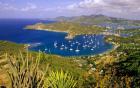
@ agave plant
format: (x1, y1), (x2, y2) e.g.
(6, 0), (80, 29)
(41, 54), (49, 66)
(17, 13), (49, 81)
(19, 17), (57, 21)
(4, 51), (77, 88)
(6, 51), (48, 88)
(45, 70), (77, 88)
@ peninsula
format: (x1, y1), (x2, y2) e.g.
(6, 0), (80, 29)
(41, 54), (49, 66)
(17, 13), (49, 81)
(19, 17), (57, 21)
(25, 22), (106, 39)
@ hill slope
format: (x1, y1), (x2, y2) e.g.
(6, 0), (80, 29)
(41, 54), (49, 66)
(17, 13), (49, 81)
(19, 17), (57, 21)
(50, 15), (140, 25)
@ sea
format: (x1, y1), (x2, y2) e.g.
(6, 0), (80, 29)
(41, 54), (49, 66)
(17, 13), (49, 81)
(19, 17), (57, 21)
(0, 19), (113, 56)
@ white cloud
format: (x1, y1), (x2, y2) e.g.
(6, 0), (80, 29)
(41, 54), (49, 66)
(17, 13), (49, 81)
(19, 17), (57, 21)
(0, 0), (139, 19)
(0, 2), (38, 12)
(0, 1), (18, 11)
(63, 0), (140, 19)
(21, 3), (37, 11)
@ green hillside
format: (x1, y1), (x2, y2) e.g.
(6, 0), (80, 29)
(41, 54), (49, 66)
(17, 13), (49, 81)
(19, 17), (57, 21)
(25, 22), (106, 39)
(52, 15), (140, 25)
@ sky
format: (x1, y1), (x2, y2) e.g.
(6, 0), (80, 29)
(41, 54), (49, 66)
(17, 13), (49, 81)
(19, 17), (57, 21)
(0, 0), (140, 19)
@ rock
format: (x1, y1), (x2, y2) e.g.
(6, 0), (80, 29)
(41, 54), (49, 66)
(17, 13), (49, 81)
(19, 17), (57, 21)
(78, 64), (83, 67)
(89, 64), (93, 68)
(99, 70), (104, 75)
(91, 68), (96, 71)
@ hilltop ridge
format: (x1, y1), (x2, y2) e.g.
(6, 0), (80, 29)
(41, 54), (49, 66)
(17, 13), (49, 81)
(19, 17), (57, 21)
(47, 14), (140, 25)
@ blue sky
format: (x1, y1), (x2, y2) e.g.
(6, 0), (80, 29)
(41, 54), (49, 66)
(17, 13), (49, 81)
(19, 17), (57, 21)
(0, 0), (140, 19)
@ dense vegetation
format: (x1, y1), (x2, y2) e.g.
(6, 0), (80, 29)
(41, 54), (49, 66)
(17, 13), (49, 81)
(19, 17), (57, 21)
(0, 27), (140, 87)
(0, 51), (77, 88)
(103, 28), (140, 87)
(0, 41), (86, 87)
(0, 41), (25, 55)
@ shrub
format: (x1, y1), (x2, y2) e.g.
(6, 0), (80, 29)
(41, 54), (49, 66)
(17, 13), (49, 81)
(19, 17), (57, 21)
(45, 70), (77, 88)
(5, 51), (77, 88)
(6, 51), (48, 88)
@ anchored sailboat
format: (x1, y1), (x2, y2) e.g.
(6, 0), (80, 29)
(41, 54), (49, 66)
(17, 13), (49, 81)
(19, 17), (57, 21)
(75, 46), (80, 52)
(54, 41), (58, 48)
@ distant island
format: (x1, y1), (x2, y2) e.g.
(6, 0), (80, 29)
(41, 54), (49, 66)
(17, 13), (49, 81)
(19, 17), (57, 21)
(1, 15), (140, 88)
(47, 14), (140, 26)
(25, 22), (106, 39)
(25, 15), (140, 39)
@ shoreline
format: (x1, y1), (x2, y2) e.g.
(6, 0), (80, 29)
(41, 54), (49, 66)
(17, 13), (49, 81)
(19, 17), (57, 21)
(28, 28), (76, 39)
(25, 24), (104, 39)
(28, 28), (103, 40)
(26, 27), (119, 57)
(67, 43), (117, 58)
(26, 39), (117, 58)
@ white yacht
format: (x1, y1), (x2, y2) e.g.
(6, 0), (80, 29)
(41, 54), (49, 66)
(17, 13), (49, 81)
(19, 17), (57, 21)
(70, 48), (73, 51)
(45, 48), (47, 51)
(54, 41), (58, 48)
(61, 43), (65, 47)
(83, 36), (86, 39)
(60, 47), (64, 50)
(64, 46), (68, 50)
(76, 41), (79, 44)
(75, 47), (80, 52)
(97, 41), (100, 45)
(68, 40), (71, 43)
(70, 44), (73, 47)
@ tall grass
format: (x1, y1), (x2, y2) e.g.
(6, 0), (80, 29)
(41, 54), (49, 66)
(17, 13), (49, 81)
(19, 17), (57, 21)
(5, 51), (77, 88)
(6, 51), (48, 88)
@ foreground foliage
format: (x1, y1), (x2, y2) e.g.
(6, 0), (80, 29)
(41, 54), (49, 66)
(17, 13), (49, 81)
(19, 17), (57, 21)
(6, 52), (47, 88)
(2, 52), (77, 88)
(0, 28), (140, 88)
(45, 70), (77, 88)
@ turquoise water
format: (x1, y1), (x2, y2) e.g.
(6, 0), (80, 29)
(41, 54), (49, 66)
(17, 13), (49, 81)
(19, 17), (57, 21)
(0, 19), (113, 56)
